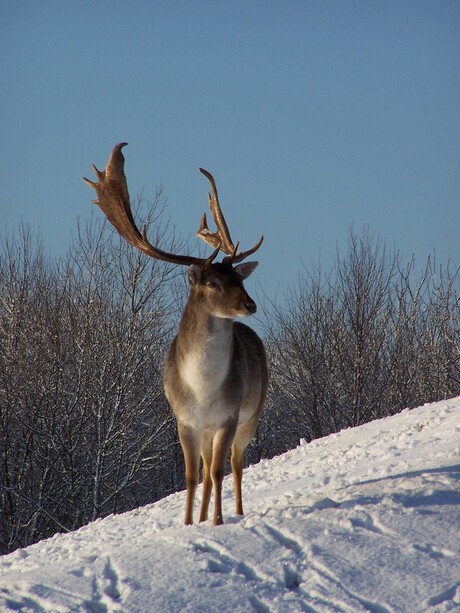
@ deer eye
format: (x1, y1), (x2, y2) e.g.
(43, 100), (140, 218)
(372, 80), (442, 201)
(206, 279), (219, 289)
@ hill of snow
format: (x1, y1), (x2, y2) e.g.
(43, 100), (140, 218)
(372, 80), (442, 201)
(1, 397), (459, 612)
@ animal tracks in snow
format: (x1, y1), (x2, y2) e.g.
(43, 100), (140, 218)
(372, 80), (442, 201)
(192, 538), (264, 584)
(426, 579), (460, 608)
(0, 557), (128, 613)
(84, 557), (126, 612)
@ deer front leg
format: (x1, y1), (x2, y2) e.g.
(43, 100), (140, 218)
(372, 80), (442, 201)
(178, 424), (200, 525)
(211, 421), (237, 525)
(199, 433), (213, 522)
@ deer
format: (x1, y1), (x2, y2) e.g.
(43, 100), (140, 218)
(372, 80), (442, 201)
(84, 143), (268, 526)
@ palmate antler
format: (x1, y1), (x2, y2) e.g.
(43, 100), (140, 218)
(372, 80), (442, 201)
(84, 143), (219, 267)
(84, 142), (263, 267)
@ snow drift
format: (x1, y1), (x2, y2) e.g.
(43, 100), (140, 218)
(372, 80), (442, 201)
(1, 397), (459, 612)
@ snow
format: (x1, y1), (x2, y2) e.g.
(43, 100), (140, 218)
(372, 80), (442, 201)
(1, 397), (459, 612)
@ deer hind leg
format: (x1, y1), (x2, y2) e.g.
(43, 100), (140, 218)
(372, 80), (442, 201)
(178, 424), (201, 525)
(231, 416), (260, 517)
(199, 432), (213, 522)
(231, 444), (245, 516)
(210, 421), (237, 525)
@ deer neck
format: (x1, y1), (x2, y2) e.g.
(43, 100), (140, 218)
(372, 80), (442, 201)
(177, 299), (234, 398)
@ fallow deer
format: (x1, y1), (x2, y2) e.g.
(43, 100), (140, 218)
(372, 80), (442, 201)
(84, 143), (268, 525)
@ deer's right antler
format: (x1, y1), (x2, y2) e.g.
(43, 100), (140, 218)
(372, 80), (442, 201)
(84, 143), (219, 268)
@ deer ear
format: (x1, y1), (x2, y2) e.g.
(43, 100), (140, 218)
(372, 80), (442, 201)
(188, 264), (203, 286)
(234, 261), (258, 280)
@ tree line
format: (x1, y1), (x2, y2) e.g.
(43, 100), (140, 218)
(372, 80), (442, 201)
(264, 229), (459, 453)
(1, 201), (459, 554)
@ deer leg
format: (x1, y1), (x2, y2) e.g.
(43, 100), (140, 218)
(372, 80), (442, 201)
(199, 433), (213, 522)
(178, 424), (200, 525)
(231, 443), (245, 516)
(231, 416), (259, 516)
(211, 421), (237, 525)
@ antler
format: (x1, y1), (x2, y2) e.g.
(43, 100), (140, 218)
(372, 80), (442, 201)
(84, 143), (219, 268)
(197, 168), (264, 264)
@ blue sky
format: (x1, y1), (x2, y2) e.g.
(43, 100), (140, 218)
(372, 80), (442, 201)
(1, 1), (459, 302)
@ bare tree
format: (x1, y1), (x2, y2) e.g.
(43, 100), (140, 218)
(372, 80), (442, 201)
(265, 228), (460, 446)
(0, 193), (185, 553)
(391, 255), (460, 407)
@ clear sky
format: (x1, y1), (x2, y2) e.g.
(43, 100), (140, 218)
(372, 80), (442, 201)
(1, 1), (459, 303)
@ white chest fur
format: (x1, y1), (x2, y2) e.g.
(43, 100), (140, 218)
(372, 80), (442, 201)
(181, 342), (231, 403)
(173, 316), (240, 430)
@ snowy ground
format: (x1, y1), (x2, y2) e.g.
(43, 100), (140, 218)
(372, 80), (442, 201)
(1, 397), (459, 612)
